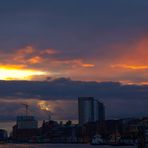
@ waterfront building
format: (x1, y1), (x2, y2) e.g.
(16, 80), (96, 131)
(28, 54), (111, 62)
(78, 97), (105, 125)
(17, 116), (38, 129)
(40, 120), (78, 143)
(12, 116), (38, 142)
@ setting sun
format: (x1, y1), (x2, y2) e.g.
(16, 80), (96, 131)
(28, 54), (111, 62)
(0, 65), (47, 80)
(38, 101), (51, 111)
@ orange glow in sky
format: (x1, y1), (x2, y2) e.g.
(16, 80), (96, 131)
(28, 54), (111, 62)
(38, 101), (51, 111)
(111, 64), (148, 70)
(0, 65), (47, 80)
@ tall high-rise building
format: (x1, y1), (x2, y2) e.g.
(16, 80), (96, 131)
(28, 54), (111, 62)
(78, 97), (105, 125)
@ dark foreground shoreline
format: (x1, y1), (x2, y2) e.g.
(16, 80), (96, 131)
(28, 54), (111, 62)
(0, 144), (138, 148)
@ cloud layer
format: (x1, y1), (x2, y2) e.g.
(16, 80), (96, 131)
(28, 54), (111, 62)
(0, 78), (147, 121)
(0, 0), (148, 83)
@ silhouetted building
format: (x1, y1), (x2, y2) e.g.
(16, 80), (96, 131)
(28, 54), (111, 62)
(78, 97), (105, 125)
(17, 116), (38, 129)
(40, 120), (78, 143)
(41, 120), (59, 135)
(12, 116), (39, 142)
(98, 102), (105, 121)
(0, 129), (8, 141)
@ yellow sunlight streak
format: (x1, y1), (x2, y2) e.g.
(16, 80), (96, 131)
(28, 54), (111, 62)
(38, 101), (51, 111)
(0, 66), (47, 80)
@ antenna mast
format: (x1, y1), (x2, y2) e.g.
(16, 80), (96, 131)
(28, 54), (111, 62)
(22, 103), (29, 116)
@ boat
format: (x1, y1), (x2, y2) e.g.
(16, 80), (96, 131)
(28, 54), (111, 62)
(109, 132), (122, 146)
(91, 134), (105, 145)
(109, 133), (134, 146)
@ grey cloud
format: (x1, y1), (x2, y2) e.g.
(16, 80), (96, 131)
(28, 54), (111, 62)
(0, 99), (77, 122)
(0, 0), (148, 59)
(0, 78), (147, 121)
(0, 78), (148, 100)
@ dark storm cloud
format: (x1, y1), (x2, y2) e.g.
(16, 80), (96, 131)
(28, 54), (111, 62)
(0, 78), (148, 100)
(0, 0), (148, 59)
(0, 78), (147, 121)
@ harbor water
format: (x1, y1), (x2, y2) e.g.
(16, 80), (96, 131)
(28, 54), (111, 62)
(0, 144), (137, 148)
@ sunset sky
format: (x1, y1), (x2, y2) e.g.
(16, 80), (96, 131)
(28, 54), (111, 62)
(0, 0), (148, 125)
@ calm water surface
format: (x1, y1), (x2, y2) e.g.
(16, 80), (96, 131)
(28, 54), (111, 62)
(0, 144), (137, 148)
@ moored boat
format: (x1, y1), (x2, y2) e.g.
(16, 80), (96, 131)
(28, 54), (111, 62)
(91, 134), (105, 145)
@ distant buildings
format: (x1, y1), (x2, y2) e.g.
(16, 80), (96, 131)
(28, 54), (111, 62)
(10, 97), (106, 143)
(17, 116), (38, 129)
(0, 129), (7, 141)
(12, 116), (39, 142)
(40, 120), (78, 143)
(78, 97), (105, 125)
(8, 100), (148, 144)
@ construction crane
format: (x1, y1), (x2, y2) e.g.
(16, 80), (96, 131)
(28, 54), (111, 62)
(22, 103), (29, 116)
